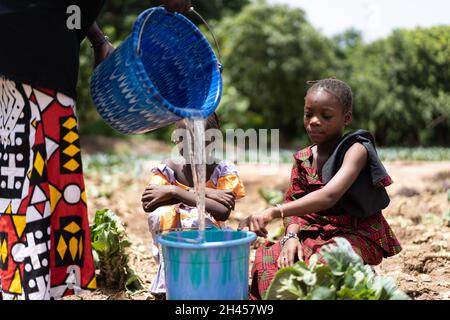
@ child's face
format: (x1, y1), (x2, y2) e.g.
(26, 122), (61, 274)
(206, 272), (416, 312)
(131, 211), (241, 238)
(303, 88), (352, 145)
(173, 121), (215, 160)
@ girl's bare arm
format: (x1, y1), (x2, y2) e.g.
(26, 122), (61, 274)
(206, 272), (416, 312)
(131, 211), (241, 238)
(239, 143), (369, 237)
(272, 143), (368, 219)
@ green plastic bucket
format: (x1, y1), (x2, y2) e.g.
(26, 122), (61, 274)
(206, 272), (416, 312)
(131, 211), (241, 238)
(157, 230), (256, 300)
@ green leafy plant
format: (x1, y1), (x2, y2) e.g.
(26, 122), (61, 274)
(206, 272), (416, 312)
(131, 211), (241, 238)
(264, 237), (410, 300)
(90, 209), (144, 292)
(258, 188), (284, 206)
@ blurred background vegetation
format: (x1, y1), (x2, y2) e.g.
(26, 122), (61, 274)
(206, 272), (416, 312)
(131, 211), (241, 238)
(77, 0), (450, 148)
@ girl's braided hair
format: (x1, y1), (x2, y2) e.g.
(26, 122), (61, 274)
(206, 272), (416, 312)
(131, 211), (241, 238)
(307, 78), (353, 113)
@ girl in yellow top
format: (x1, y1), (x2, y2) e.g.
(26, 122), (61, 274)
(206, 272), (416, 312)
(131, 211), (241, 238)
(141, 113), (246, 298)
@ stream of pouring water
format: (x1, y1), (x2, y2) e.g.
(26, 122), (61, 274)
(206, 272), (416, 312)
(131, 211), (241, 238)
(186, 118), (207, 242)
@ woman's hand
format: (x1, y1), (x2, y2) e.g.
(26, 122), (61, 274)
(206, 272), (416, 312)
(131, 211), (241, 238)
(141, 185), (177, 211)
(87, 22), (115, 67)
(277, 238), (303, 268)
(93, 41), (115, 67)
(205, 188), (236, 210)
(161, 0), (192, 12)
(238, 208), (276, 237)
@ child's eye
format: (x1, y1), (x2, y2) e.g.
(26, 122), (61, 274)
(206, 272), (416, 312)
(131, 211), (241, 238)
(323, 115), (332, 120)
(304, 113), (312, 118)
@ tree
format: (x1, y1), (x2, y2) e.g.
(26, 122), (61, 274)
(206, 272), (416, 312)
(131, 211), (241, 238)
(215, 0), (336, 145)
(76, 1), (450, 147)
(345, 26), (450, 146)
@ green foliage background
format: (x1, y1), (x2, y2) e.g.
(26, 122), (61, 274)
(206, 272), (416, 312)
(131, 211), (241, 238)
(77, 0), (450, 147)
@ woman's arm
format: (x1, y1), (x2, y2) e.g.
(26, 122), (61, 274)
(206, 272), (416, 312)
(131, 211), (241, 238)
(87, 22), (105, 45)
(240, 143), (368, 236)
(86, 22), (114, 67)
(86, 1), (191, 67)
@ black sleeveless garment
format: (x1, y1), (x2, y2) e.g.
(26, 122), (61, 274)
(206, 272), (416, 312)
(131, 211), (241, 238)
(0, 0), (105, 99)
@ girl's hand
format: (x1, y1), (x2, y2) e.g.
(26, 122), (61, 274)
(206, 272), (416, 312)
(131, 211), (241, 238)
(277, 238), (303, 268)
(141, 185), (176, 211)
(93, 41), (115, 67)
(161, 0), (192, 12)
(238, 208), (275, 237)
(205, 188), (236, 210)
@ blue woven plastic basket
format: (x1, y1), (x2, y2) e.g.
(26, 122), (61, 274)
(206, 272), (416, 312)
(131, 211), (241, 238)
(90, 7), (223, 135)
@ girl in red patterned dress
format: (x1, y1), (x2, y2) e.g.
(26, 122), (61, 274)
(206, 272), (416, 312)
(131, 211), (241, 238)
(238, 79), (402, 300)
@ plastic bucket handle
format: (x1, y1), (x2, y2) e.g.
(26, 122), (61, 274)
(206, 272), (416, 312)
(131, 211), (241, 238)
(156, 226), (216, 244)
(136, 6), (223, 71)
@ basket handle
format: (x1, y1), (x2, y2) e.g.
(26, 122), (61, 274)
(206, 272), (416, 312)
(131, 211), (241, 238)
(188, 8), (223, 71)
(136, 6), (160, 55)
(136, 6), (223, 71)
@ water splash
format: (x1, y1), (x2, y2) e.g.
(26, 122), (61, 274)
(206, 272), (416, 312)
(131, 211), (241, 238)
(186, 118), (207, 242)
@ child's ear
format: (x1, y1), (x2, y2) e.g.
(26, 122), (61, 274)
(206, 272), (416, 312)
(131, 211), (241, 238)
(344, 111), (352, 126)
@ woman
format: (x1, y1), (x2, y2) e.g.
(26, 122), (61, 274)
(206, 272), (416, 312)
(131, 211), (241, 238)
(0, 0), (191, 300)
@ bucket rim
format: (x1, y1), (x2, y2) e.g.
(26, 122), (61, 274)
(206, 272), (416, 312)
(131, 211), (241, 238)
(131, 7), (222, 119)
(157, 230), (257, 249)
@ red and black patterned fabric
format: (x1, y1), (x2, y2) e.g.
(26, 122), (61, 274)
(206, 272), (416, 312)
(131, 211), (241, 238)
(0, 77), (95, 300)
(249, 146), (402, 300)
